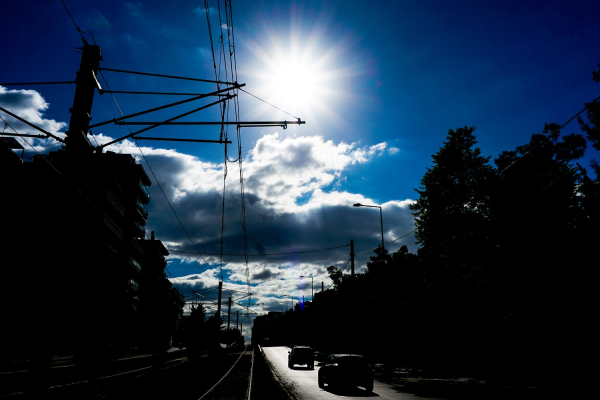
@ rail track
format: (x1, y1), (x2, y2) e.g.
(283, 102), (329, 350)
(0, 349), (186, 398)
(0, 347), (261, 399)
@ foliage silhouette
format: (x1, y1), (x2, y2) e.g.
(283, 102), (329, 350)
(268, 66), (599, 384)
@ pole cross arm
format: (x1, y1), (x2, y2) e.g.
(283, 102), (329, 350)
(0, 81), (76, 86)
(0, 107), (65, 143)
(0, 132), (47, 139)
(114, 120), (306, 126)
(134, 137), (232, 144)
(99, 67), (237, 85)
(88, 84), (245, 129)
(96, 96), (233, 150)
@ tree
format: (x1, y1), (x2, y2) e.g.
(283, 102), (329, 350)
(492, 122), (590, 383)
(578, 63), (600, 174)
(184, 304), (208, 358)
(410, 127), (496, 266)
(365, 245), (391, 275)
(409, 126), (498, 369)
(326, 266), (343, 287)
(221, 328), (244, 349)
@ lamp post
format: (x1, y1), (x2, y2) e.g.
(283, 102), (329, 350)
(353, 203), (384, 250)
(283, 295), (294, 311)
(299, 275), (313, 301)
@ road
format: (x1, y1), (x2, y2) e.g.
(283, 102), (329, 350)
(261, 346), (445, 400)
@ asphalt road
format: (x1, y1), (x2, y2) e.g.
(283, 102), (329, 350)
(261, 346), (444, 400)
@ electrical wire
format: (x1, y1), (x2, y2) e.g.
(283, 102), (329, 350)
(204, 0), (219, 84)
(498, 95), (600, 175)
(168, 242), (350, 256)
(228, 1), (253, 314)
(61, 0), (96, 45)
(355, 228), (417, 256)
(238, 88), (300, 120)
(61, 0), (85, 40)
(0, 116), (97, 210)
(165, 267), (217, 303)
(98, 70), (211, 268)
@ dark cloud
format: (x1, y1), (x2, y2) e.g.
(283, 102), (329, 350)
(252, 268), (281, 281)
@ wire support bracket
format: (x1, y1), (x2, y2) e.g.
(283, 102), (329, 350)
(99, 90), (224, 96)
(96, 96), (234, 150)
(89, 84), (244, 129)
(98, 67), (237, 85)
(0, 81), (76, 86)
(0, 107), (65, 143)
(134, 137), (232, 144)
(114, 120), (305, 126)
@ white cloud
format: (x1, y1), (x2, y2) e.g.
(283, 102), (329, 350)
(123, 32), (146, 47)
(86, 12), (112, 30)
(194, 7), (214, 15)
(125, 2), (144, 17)
(389, 147), (400, 155)
(94, 131), (417, 262)
(351, 142), (387, 163)
(196, 46), (212, 60)
(3, 87), (418, 324)
(0, 86), (66, 154)
(244, 132), (388, 214)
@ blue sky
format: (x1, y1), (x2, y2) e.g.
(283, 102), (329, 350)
(2, 0), (600, 336)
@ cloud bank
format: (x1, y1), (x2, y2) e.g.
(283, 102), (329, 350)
(2, 87), (417, 324)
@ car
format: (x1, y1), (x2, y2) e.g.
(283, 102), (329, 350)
(317, 354), (374, 393)
(288, 346), (315, 369)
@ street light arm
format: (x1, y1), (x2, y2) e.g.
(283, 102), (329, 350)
(379, 207), (384, 250)
(352, 203), (385, 250)
(354, 203), (381, 209)
(299, 275), (314, 301)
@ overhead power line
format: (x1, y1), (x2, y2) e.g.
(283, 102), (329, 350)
(0, 107), (65, 143)
(239, 88), (300, 120)
(168, 243), (350, 257)
(355, 228), (417, 256)
(0, 81), (75, 86)
(498, 94), (600, 175)
(89, 85), (242, 129)
(98, 70), (212, 268)
(61, 0), (85, 40)
(99, 67), (235, 85)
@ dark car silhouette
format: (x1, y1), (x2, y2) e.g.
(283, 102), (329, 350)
(317, 354), (374, 392)
(288, 346), (315, 369)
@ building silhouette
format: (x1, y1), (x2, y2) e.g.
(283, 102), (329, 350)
(1, 144), (183, 360)
(252, 311), (284, 346)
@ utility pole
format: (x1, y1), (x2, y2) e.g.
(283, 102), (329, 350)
(216, 281), (222, 323)
(350, 240), (355, 277)
(227, 295), (232, 332)
(66, 39), (102, 153)
(321, 282), (324, 292)
(236, 311), (239, 331)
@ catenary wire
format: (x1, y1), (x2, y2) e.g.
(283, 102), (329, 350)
(238, 88), (299, 120)
(168, 242), (350, 256)
(98, 69), (211, 267)
(498, 95), (600, 175)
(355, 228), (417, 256)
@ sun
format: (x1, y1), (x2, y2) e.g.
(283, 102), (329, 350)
(269, 59), (320, 112)
(243, 25), (355, 128)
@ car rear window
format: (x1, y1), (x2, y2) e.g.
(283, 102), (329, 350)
(337, 357), (367, 368)
(294, 348), (312, 355)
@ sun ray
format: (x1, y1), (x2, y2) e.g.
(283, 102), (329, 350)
(240, 12), (362, 135)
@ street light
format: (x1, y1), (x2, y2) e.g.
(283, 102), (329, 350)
(299, 275), (313, 301)
(282, 294), (294, 311)
(353, 203), (384, 250)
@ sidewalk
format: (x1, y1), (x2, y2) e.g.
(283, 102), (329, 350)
(371, 365), (543, 400)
